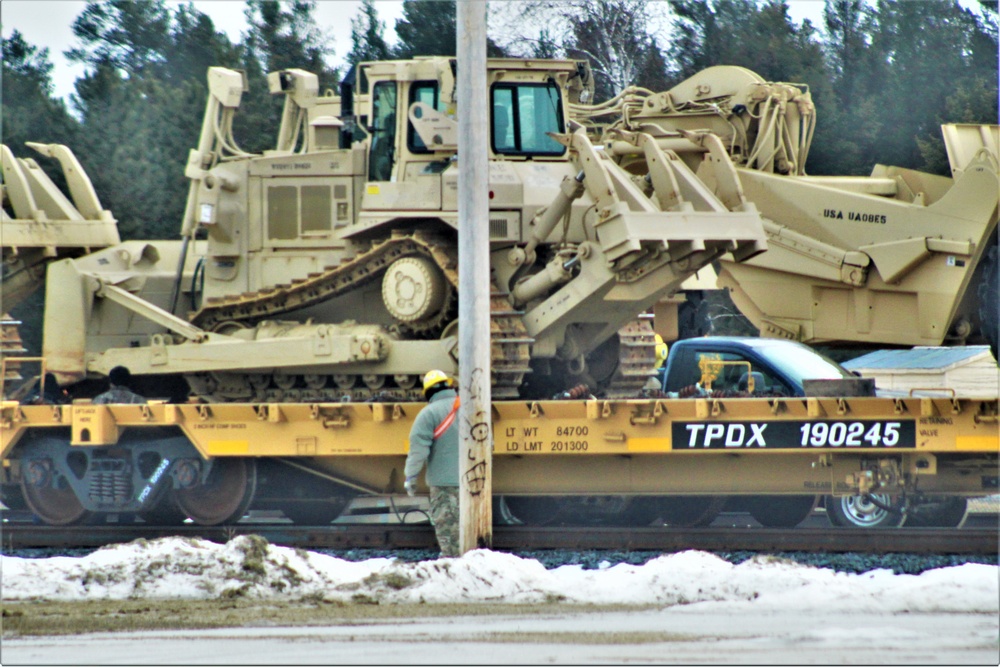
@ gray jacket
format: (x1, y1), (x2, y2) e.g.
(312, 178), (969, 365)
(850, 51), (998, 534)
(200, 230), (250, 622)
(404, 389), (459, 487)
(92, 385), (147, 405)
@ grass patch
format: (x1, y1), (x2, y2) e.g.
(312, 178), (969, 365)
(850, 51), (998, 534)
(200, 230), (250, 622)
(0, 600), (655, 638)
(361, 571), (414, 591)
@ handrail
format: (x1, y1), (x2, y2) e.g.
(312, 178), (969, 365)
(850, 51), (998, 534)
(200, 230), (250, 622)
(909, 387), (957, 397)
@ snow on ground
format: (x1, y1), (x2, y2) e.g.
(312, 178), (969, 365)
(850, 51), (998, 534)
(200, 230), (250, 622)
(2, 536), (997, 614)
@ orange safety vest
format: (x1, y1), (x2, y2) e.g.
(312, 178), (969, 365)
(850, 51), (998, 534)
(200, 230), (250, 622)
(432, 395), (461, 439)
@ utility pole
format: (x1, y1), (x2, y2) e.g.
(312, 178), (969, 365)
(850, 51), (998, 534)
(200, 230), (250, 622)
(456, 0), (492, 553)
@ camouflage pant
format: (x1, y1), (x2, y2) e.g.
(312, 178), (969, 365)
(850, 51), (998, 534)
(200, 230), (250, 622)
(428, 486), (460, 557)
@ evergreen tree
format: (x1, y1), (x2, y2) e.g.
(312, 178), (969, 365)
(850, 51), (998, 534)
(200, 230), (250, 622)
(668, 0), (826, 83)
(916, 1), (998, 173)
(66, 1), (242, 238)
(238, 0), (339, 154)
(243, 0), (335, 78)
(347, 0), (391, 66)
(394, 0), (506, 58)
(168, 3), (244, 83)
(501, 1), (668, 100)
(1, 30), (79, 168)
(867, 0), (997, 173)
(816, 0), (884, 174)
(66, 0), (172, 78)
(394, 0), (457, 58)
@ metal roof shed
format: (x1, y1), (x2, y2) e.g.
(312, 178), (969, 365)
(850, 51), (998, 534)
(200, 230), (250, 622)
(843, 346), (1000, 398)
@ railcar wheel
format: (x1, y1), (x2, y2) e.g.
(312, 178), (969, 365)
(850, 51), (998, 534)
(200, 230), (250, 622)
(622, 497), (667, 527)
(745, 495), (818, 528)
(559, 495), (631, 525)
(494, 496), (522, 525)
(174, 458), (256, 526)
(904, 497), (969, 528)
(501, 496), (562, 526)
(657, 495), (727, 527)
(825, 493), (904, 528)
(282, 497), (352, 525)
(20, 459), (91, 526)
(504, 495), (659, 526)
(1, 483), (27, 511)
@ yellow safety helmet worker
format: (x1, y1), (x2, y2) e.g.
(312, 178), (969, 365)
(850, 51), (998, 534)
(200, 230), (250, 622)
(654, 334), (668, 369)
(422, 369), (455, 396)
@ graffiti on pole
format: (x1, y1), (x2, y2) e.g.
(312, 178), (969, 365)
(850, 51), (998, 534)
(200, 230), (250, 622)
(462, 366), (491, 497)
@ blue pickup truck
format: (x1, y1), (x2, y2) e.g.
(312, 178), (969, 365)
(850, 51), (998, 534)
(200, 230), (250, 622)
(657, 336), (865, 397)
(654, 336), (969, 529)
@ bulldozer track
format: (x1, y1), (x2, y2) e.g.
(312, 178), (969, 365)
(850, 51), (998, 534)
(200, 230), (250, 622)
(604, 316), (658, 398)
(186, 231), (533, 402)
(1, 313), (26, 393)
(191, 231), (456, 332)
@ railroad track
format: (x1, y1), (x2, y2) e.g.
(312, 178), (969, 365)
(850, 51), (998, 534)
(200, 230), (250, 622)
(2, 519), (996, 554)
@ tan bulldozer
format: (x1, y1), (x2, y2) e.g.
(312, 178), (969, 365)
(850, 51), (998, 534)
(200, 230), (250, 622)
(9, 58), (767, 402)
(572, 65), (999, 356)
(5, 60), (995, 404)
(0, 143), (120, 394)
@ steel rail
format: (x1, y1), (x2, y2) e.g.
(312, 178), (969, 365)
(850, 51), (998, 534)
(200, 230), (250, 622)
(2, 521), (996, 555)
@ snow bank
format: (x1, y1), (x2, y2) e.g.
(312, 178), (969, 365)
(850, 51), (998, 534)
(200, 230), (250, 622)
(2, 536), (996, 613)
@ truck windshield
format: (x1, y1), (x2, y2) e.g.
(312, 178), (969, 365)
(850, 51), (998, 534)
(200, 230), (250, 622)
(491, 82), (565, 156)
(756, 342), (855, 384)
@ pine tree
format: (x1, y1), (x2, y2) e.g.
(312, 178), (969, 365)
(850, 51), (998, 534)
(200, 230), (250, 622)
(66, 1), (241, 238)
(1, 30), (79, 168)
(394, 0), (457, 58)
(65, 0), (172, 78)
(867, 0), (997, 173)
(347, 0), (391, 66)
(243, 0), (335, 78)
(237, 0), (339, 154)
(393, 0), (507, 59)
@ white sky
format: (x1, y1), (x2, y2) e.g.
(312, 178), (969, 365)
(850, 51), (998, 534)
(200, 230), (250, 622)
(0, 0), (832, 102)
(3, 535), (997, 611)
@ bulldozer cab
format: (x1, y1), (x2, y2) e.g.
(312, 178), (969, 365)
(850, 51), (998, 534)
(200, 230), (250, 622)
(355, 57), (591, 183)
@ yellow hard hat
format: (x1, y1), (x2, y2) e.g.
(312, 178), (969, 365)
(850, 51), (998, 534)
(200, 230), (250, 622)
(654, 334), (668, 368)
(422, 369), (455, 394)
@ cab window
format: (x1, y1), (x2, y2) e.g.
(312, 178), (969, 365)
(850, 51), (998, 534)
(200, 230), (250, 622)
(692, 351), (789, 396)
(491, 82), (565, 156)
(408, 82), (440, 153)
(368, 81), (397, 181)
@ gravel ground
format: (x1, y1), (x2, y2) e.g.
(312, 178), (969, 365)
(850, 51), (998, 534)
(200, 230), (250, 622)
(4, 605), (997, 665)
(322, 548), (999, 574)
